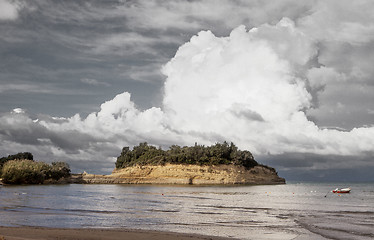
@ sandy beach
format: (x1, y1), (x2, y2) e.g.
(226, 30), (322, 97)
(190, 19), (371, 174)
(0, 227), (232, 240)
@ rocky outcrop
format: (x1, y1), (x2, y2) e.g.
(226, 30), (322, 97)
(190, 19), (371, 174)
(76, 164), (285, 185)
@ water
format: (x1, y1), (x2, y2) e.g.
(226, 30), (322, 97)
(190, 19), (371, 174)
(0, 183), (373, 239)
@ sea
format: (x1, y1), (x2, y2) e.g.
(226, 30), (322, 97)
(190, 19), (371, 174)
(0, 182), (373, 240)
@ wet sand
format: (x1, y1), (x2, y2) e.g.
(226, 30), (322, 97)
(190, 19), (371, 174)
(0, 226), (233, 240)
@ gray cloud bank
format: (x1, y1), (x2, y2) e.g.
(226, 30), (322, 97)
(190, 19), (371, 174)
(0, 0), (374, 181)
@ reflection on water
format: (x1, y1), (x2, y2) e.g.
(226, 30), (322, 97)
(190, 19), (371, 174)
(0, 183), (373, 239)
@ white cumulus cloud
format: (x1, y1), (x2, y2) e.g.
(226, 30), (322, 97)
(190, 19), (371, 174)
(39, 18), (374, 157)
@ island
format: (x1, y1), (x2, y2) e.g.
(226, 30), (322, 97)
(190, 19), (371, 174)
(75, 142), (285, 185)
(1, 142), (285, 185)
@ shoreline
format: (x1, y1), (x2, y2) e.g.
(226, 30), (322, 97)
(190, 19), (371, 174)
(0, 226), (234, 240)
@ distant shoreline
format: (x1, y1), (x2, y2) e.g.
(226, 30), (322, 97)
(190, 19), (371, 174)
(0, 226), (233, 240)
(0, 163), (286, 186)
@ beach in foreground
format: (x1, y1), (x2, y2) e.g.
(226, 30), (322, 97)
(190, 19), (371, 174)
(0, 227), (231, 240)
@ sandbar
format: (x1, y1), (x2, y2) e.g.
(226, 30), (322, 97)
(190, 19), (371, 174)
(0, 226), (233, 240)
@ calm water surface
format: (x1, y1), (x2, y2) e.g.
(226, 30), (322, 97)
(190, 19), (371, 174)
(1, 183), (373, 239)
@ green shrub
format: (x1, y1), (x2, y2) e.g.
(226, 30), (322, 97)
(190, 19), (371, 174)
(1, 159), (71, 184)
(0, 152), (33, 172)
(2, 160), (48, 184)
(50, 162), (71, 179)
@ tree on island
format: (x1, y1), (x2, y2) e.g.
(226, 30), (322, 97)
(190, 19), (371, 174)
(116, 142), (258, 170)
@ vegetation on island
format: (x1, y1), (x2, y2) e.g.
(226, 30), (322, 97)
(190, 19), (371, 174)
(116, 142), (258, 170)
(0, 152), (33, 172)
(0, 152), (71, 184)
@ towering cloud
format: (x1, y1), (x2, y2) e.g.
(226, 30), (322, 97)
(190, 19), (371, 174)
(160, 18), (374, 157)
(163, 19), (313, 129)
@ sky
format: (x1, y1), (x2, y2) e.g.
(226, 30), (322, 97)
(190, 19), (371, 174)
(1, 0), (374, 182)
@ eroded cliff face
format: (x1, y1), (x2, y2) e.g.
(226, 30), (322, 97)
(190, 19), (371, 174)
(79, 164), (285, 185)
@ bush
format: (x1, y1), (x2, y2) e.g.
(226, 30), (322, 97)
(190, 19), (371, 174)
(1, 160), (71, 184)
(0, 152), (33, 172)
(116, 142), (258, 170)
(2, 160), (49, 184)
(50, 162), (71, 179)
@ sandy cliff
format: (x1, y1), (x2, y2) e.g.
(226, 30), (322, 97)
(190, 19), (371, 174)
(77, 164), (285, 185)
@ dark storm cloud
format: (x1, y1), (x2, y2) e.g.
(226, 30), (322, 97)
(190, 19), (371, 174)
(259, 153), (330, 170)
(0, 0), (176, 116)
(281, 167), (374, 182)
(258, 153), (374, 182)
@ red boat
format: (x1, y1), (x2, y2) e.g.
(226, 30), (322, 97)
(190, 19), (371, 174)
(332, 188), (351, 193)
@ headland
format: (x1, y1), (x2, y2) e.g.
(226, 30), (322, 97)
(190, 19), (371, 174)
(71, 163), (285, 185)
